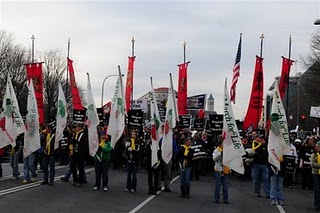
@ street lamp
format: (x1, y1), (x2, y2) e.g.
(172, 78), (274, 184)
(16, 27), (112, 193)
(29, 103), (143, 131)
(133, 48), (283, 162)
(101, 74), (124, 107)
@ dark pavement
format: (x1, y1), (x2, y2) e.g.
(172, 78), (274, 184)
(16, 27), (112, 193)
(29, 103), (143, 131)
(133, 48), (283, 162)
(0, 162), (315, 213)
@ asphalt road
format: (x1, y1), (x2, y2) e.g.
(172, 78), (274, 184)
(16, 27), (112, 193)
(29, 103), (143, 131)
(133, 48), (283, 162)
(0, 163), (315, 213)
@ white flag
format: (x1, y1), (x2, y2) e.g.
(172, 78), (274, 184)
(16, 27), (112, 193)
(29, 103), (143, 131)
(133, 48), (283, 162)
(0, 76), (19, 148)
(222, 79), (245, 174)
(7, 76), (26, 136)
(268, 80), (291, 170)
(54, 83), (67, 150)
(24, 79), (41, 158)
(150, 77), (162, 167)
(107, 68), (126, 148)
(86, 73), (100, 157)
(161, 74), (178, 164)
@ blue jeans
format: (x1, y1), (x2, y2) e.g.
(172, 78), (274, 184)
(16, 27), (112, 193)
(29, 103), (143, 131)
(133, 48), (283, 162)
(214, 171), (229, 202)
(251, 164), (270, 196)
(23, 153), (36, 181)
(180, 167), (191, 187)
(43, 155), (55, 183)
(126, 161), (138, 190)
(10, 150), (21, 178)
(270, 175), (284, 202)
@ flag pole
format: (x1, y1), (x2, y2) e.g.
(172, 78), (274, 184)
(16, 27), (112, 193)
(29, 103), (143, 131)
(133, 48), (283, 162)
(169, 73), (178, 122)
(285, 35), (292, 117)
(130, 37), (135, 111)
(66, 38), (71, 123)
(31, 35), (35, 63)
(257, 34), (264, 129)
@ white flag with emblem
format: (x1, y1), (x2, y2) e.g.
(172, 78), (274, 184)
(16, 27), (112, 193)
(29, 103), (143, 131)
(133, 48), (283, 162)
(161, 74), (178, 164)
(86, 73), (100, 157)
(24, 79), (41, 157)
(222, 78), (245, 174)
(107, 67), (126, 148)
(268, 80), (291, 170)
(54, 83), (67, 150)
(150, 77), (162, 167)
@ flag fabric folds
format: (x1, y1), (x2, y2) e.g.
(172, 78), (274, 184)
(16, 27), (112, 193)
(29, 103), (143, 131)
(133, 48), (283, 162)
(268, 80), (291, 171)
(161, 74), (178, 164)
(25, 63), (44, 124)
(230, 34), (242, 104)
(222, 79), (245, 174)
(243, 56), (264, 131)
(68, 58), (84, 110)
(0, 75), (26, 148)
(125, 56), (136, 111)
(54, 83), (67, 150)
(177, 63), (188, 115)
(278, 57), (294, 100)
(150, 77), (162, 167)
(107, 69), (126, 148)
(86, 73), (100, 157)
(24, 79), (41, 158)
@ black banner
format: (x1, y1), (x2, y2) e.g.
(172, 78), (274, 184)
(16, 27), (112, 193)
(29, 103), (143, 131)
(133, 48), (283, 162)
(96, 107), (109, 125)
(208, 114), (223, 134)
(128, 109), (144, 133)
(191, 144), (211, 160)
(178, 114), (191, 128)
(73, 109), (86, 124)
(194, 118), (205, 131)
(283, 155), (296, 174)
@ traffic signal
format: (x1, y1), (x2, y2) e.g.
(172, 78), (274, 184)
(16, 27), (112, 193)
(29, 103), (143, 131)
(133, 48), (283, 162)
(299, 115), (306, 124)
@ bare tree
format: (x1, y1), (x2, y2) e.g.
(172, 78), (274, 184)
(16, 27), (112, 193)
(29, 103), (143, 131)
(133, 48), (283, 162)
(0, 30), (29, 111)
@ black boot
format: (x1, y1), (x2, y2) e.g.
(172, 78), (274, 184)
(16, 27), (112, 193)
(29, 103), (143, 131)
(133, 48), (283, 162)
(185, 186), (190, 198)
(180, 185), (185, 198)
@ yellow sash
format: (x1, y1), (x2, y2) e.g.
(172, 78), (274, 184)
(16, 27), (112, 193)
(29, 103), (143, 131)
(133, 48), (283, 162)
(46, 133), (51, 155)
(131, 138), (136, 150)
(252, 141), (262, 151)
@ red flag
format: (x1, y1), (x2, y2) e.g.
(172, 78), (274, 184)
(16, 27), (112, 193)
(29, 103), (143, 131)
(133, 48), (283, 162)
(243, 56), (264, 131)
(279, 57), (294, 100)
(25, 63), (45, 124)
(178, 63), (188, 115)
(125, 56), (136, 111)
(230, 34), (242, 104)
(68, 58), (83, 110)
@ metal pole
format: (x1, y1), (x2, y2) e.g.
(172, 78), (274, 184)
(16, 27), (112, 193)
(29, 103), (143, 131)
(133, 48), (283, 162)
(257, 33), (264, 129)
(101, 74), (118, 107)
(285, 35), (292, 117)
(31, 35), (35, 63)
(130, 37), (135, 110)
(66, 38), (70, 103)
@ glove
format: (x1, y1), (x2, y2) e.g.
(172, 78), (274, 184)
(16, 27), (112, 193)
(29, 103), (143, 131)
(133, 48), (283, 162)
(127, 147), (132, 152)
(125, 141), (130, 147)
(245, 148), (256, 156)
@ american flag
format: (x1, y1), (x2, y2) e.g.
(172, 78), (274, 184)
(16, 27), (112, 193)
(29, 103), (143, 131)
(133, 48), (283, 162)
(230, 33), (242, 104)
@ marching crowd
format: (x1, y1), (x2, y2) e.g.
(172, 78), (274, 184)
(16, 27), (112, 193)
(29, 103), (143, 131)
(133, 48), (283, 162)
(0, 123), (320, 211)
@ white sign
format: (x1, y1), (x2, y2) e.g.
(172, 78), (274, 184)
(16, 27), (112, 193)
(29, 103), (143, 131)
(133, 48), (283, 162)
(310, 106), (320, 118)
(132, 99), (148, 112)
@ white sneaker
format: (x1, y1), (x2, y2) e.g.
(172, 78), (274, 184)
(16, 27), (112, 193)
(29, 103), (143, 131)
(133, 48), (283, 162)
(130, 189), (135, 193)
(103, 187), (109, 191)
(31, 177), (37, 182)
(124, 188), (129, 192)
(22, 179), (28, 184)
(93, 186), (99, 190)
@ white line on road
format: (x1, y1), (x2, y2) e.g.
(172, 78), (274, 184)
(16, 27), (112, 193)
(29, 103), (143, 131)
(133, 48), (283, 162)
(277, 204), (286, 213)
(0, 167), (95, 196)
(129, 175), (180, 213)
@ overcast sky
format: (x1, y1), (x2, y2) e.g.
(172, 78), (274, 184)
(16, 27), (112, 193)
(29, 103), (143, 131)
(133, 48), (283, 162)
(0, 0), (319, 120)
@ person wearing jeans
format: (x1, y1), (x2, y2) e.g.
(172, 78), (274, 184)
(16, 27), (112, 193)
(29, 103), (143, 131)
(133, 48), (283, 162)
(125, 130), (141, 193)
(212, 139), (230, 204)
(270, 163), (285, 206)
(23, 152), (37, 183)
(177, 137), (193, 198)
